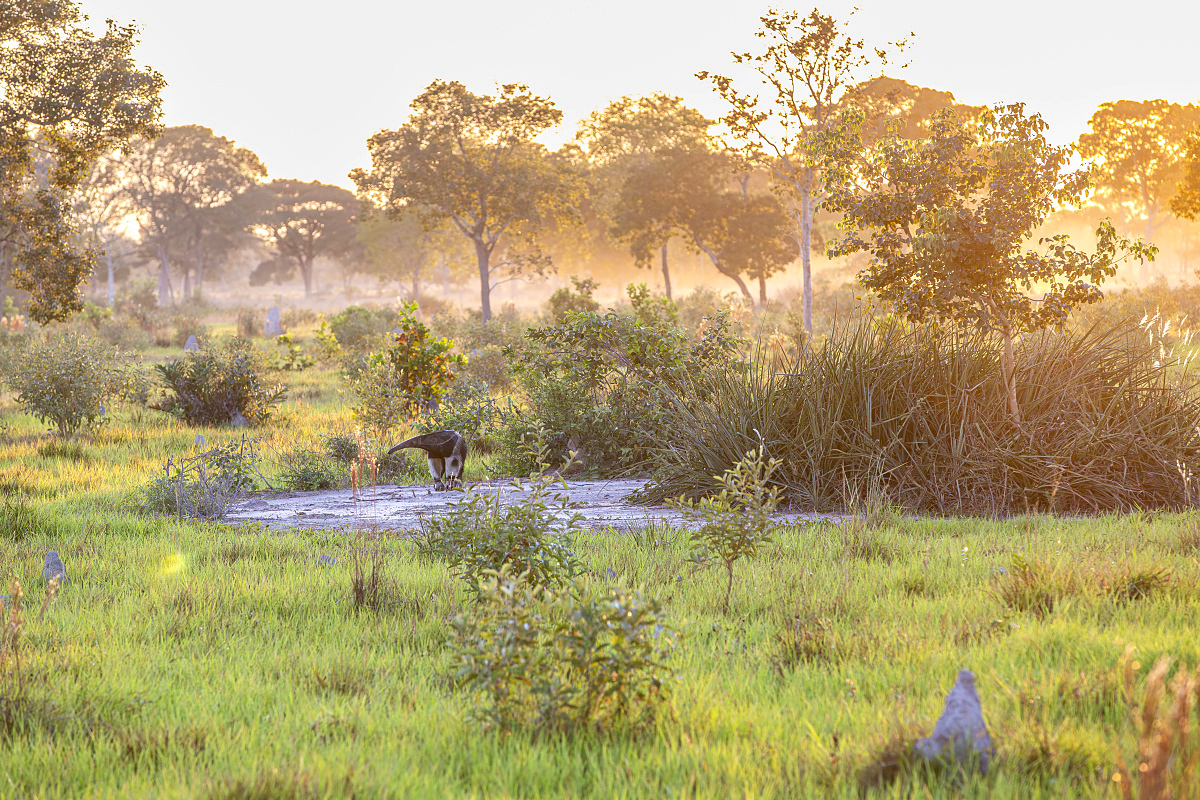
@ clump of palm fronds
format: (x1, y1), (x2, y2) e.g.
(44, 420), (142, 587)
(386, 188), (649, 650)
(644, 314), (1200, 515)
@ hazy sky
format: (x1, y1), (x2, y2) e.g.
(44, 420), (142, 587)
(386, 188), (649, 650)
(84, 0), (1198, 189)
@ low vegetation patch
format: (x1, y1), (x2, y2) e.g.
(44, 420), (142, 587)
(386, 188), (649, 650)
(644, 314), (1200, 515)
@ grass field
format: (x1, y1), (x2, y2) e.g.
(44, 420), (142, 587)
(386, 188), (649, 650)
(3, 327), (1200, 799)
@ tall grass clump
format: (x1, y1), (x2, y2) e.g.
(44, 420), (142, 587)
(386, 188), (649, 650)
(644, 314), (1200, 514)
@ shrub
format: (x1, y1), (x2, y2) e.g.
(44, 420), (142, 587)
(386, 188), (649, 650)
(418, 462), (584, 595)
(546, 276), (600, 323)
(671, 445), (781, 611)
(153, 338), (287, 426)
(449, 568), (676, 734)
(278, 449), (344, 491)
(236, 310), (258, 338)
(141, 435), (264, 520)
(416, 379), (506, 450)
(348, 303), (467, 437)
(166, 309), (210, 348)
(327, 305), (395, 351)
(461, 343), (510, 389)
(282, 307), (317, 329)
(431, 304), (525, 353)
(3, 332), (131, 437)
(509, 289), (740, 474)
(266, 333), (315, 371)
(313, 315), (342, 360)
(0, 296), (28, 345)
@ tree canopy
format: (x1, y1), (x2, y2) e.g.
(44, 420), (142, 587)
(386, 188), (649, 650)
(1077, 100), (1200, 241)
(249, 179), (358, 297)
(699, 8), (909, 332)
(577, 93), (712, 299)
(0, 0), (163, 321)
(351, 80), (583, 322)
(116, 125), (265, 304)
(1171, 131), (1200, 222)
(823, 103), (1156, 422)
(615, 147), (796, 305)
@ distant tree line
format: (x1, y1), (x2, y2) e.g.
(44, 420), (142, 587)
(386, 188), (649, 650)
(2, 2), (1198, 328)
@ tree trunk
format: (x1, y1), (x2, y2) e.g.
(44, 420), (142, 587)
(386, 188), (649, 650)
(799, 186), (814, 333)
(699, 246), (754, 303)
(181, 260), (192, 300)
(475, 237), (492, 323)
(156, 243), (173, 308)
(105, 247), (115, 308)
(758, 273), (768, 308)
(412, 265), (420, 309)
(660, 244), (672, 301)
(300, 257), (313, 298)
(1002, 326), (1022, 425)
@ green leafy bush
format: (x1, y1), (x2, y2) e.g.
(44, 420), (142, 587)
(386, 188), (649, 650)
(166, 309), (211, 348)
(348, 302), (467, 436)
(449, 568), (676, 734)
(416, 379), (507, 451)
(431, 304), (526, 353)
(546, 276), (600, 323)
(278, 449), (343, 491)
(266, 333), (315, 371)
(671, 445), (781, 611)
(313, 315), (342, 360)
(418, 464), (584, 595)
(4, 332), (132, 437)
(153, 338), (287, 426)
(461, 344), (510, 389)
(327, 305), (395, 351)
(509, 285), (739, 474)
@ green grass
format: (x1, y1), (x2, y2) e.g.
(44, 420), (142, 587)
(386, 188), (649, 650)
(2, 510), (1200, 797)
(3, 339), (1200, 798)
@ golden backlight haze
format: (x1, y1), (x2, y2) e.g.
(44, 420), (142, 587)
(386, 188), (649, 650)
(83, 0), (1198, 189)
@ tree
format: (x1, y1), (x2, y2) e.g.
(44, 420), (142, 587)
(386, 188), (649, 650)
(1078, 100), (1200, 242)
(351, 80), (583, 323)
(615, 147), (796, 305)
(576, 94), (712, 298)
(699, 8), (909, 332)
(1171, 131), (1200, 222)
(0, 0), (163, 321)
(118, 125), (265, 305)
(249, 179), (357, 297)
(822, 104), (1157, 423)
(355, 210), (470, 306)
(74, 154), (141, 307)
(843, 76), (983, 141)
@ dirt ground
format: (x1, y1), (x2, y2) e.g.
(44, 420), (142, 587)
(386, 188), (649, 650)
(226, 478), (845, 531)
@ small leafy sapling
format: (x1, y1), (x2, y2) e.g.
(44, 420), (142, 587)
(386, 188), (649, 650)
(673, 445), (782, 612)
(418, 431), (585, 595)
(448, 567), (676, 734)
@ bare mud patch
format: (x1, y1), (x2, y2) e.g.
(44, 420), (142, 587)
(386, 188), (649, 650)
(225, 479), (844, 532)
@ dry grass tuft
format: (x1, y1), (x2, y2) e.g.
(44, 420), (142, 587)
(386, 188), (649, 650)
(1113, 648), (1200, 800)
